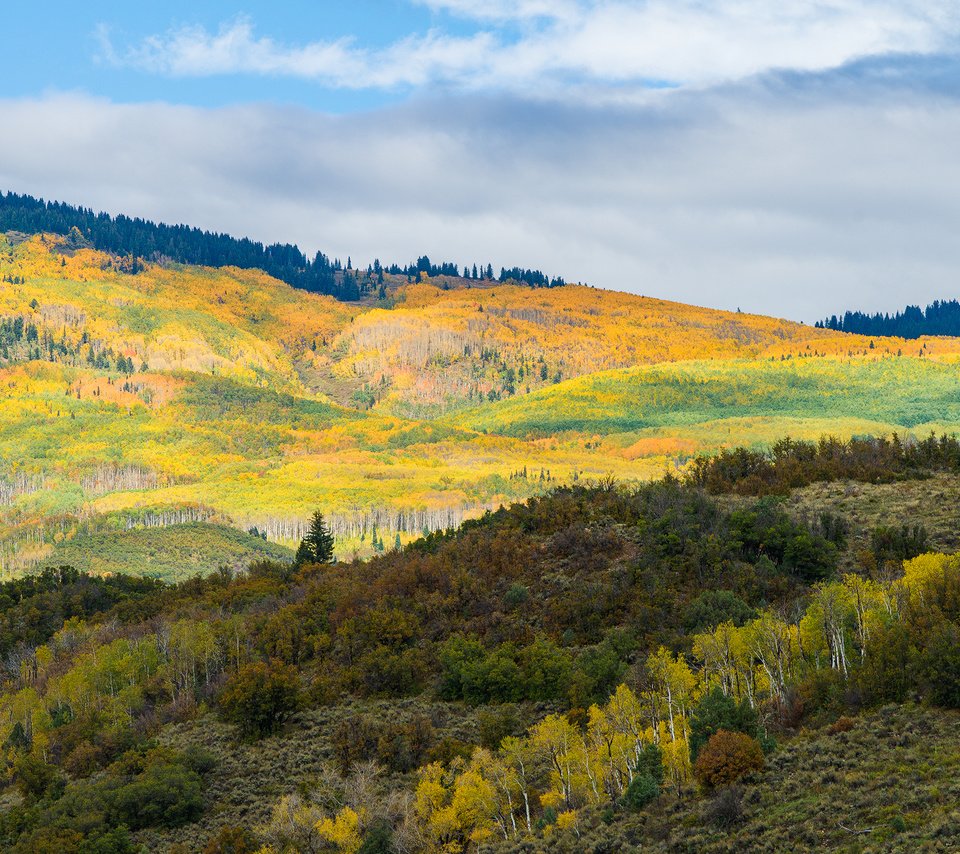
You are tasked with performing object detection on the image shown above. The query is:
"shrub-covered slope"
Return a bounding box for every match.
[1,472,960,851]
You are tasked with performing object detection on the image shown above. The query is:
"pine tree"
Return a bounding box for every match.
[295,511,335,566]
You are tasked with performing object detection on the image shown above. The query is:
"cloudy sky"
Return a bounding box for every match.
[3,1,960,320]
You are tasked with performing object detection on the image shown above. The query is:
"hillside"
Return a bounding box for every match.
[328,282,868,416]
[451,356,960,442]
[5,230,960,579]
[1,470,960,852]
[489,703,960,853]
[0,232,351,390]
[3,223,960,848]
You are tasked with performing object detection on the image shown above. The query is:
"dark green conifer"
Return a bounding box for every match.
[295,511,335,566]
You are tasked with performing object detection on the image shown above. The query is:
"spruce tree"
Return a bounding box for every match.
[295,511,335,566]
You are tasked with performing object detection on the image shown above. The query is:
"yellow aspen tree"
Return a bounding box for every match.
[315,806,364,854]
[529,714,579,809]
[748,612,797,700]
[586,702,627,799]
[555,809,580,838]
[499,736,535,834]
[414,762,461,853]
[842,573,885,661]
[483,748,523,840]
[603,684,651,786]
[660,735,692,795]
[807,584,853,677]
[452,749,512,844]
[899,553,955,607]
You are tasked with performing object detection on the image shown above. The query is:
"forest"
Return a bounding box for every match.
[0,444,959,852]
[818,299,960,338]
[0,193,560,301]
[3,220,960,850]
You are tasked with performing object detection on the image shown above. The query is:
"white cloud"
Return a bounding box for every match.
[96,17,497,89]
[413,0,579,21]
[98,2,960,91]
[2,76,959,321]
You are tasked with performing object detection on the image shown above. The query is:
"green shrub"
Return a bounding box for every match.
[623,773,660,811]
[77,826,138,854]
[477,705,520,751]
[14,755,65,804]
[689,688,761,760]
[635,742,665,786]
[109,762,204,829]
[218,659,302,738]
[684,590,757,632]
[359,820,396,854]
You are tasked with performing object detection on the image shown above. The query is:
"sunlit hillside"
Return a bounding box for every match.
[450,355,960,449]
[0,232,351,392]
[0,360,662,578]
[5,231,960,579]
[331,281,920,415]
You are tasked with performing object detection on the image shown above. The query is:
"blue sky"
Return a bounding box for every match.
[2,2,960,319]
[5,2,471,111]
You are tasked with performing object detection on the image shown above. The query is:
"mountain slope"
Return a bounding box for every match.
[0,232,350,392]
[328,281,921,416]
[5,228,960,577]
[449,355,960,444]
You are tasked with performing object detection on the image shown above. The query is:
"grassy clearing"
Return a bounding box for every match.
[785,473,960,570]
[37,523,292,581]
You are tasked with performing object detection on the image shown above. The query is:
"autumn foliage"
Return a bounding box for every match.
[693,730,765,789]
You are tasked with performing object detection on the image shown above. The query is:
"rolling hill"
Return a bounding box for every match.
[4,228,960,578]
[6,220,960,853]
[450,355,960,440]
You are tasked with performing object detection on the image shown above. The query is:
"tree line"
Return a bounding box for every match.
[0,192,565,301]
[817,299,960,339]
[687,433,960,495]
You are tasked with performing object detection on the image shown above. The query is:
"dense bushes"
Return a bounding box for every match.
[3,474,949,851]
[203,825,259,854]
[0,565,162,658]
[689,689,765,761]
[870,524,929,566]
[0,748,209,851]
[624,744,665,811]
[689,433,960,495]
[728,500,838,581]
[109,761,204,829]
[684,590,757,632]
[218,660,303,738]
[332,714,435,774]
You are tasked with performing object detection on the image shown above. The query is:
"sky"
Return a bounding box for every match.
[2,2,960,320]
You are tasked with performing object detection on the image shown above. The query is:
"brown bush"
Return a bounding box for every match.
[693,730,765,789]
[826,715,855,735]
[63,741,103,778]
[704,785,745,829]
[203,825,259,854]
